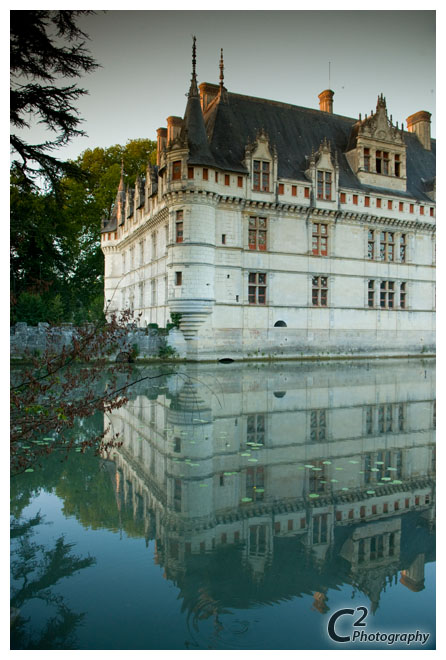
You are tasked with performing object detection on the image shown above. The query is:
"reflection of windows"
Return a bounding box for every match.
[253,160,270,192]
[247,414,265,445]
[310,410,326,442]
[174,478,182,512]
[312,223,328,256]
[174,437,181,453]
[312,514,328,544]
[246,466,265,501]
[248,217,267,251]
[364,449,403,483]
[312,276,328,306]
[309,462,328,493]
[400,234,406,262]
[249,524,267,555]
[248,272,267,304]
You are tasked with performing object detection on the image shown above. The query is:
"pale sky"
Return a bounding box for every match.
[16,9,436,162]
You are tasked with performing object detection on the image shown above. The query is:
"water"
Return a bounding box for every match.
[10,359,436,650]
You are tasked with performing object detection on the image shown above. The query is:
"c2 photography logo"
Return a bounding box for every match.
[327,606,430,647]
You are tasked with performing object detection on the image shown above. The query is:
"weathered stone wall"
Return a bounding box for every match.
[10,322,174,360]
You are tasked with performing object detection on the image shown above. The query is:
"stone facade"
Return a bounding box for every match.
[102,41,435,361]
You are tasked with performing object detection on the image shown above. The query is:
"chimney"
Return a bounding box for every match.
[406,111,431,150]
[156,127,167,166]
[166,116,183,145]
[318,89,334,114]
[199,82,219,112]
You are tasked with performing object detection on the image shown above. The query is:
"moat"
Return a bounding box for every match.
[10,358,435,650]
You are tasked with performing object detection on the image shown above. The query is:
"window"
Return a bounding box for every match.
[292,185,297,196]
[410,204,414,214]
[312,514,328,544]
[379,231,394,261]
[395,154,401,177]
[353,194,358,205]
[172,160,181,180]
[365,196,370,207]
[399,201,404,212]
[383,152,389,175]
[340,192,346,203]
[376,151,382,174]
[388,200,393,210]
[175,210,183,243]
[151,279,157,306]
[278,183,284,194]
[310,410,326,442]
[400,234,406,262]
[312,223,328,256]
[368,280,375,307]
[367,230,375,259]
[430,207,434,217]
[400,282,406,308]
[317,170,332,200]
[203,167,208,180]
[215,171,218,182]
[248,272,267,304]
[238,176,243,188]
[364,147,370,171]
[253,160,270,192]
[248,216,267,251]
[151,231,157,260]
[377,198,382,208]
[420,206,424,215]
[380,281,395,308]
[312,276,328,306]
[188,166,194,179]
[304,187,310,198]
[224,174,230,186]
[175,271,182,286]
[221,234,226,244]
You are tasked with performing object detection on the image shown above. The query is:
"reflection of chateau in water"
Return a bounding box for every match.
[104,360,435,617]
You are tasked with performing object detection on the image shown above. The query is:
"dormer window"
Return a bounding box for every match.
[395,154,401,177]
[317,171,332,200]
[253,160,270,192]
[376,151,382,174]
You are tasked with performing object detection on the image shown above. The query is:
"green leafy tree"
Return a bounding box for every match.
[10,10,98,187]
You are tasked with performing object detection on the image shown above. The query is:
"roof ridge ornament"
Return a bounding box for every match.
[219,48,224,89]
[188,35,199,98]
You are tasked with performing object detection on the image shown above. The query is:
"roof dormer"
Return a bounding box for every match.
[305,138,339,203]
[345,94,407,192]
[244,129,278,195]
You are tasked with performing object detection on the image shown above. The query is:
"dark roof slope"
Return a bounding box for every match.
[204,91,436,201]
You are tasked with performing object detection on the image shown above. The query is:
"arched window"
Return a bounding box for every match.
[274,320,287,327]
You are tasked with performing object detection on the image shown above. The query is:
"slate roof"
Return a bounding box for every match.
[203,91,436,202]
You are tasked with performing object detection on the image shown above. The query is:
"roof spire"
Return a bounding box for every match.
[219,48,224,89]
[188,35,198,98]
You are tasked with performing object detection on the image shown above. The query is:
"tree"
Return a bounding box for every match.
[10,139,157,324]
[10,10,98,187]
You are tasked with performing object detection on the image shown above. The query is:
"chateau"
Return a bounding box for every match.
[101,40,436,360]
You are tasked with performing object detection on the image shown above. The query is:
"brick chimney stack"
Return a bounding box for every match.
[318,89,334,113]
[166,116,183,145]
[199,82,219,112]
[406,111,431,150]
[156,127,167,166]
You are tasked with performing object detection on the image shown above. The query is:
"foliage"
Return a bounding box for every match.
[10,311,135,475]
[158,343,178,359]
[10,139,157,324]
[10,10,98,187]
[169,313,182,329]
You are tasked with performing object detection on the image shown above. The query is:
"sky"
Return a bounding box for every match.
[14,8,436,163]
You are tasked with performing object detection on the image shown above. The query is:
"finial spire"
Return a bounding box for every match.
[188,35,199,98]
[219,48,224,88]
